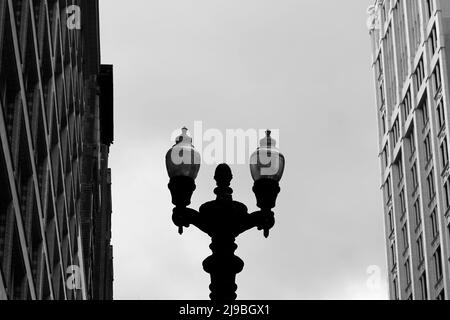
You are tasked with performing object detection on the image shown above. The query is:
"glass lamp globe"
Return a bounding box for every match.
[165,127,201,179]
[249,130,285,182]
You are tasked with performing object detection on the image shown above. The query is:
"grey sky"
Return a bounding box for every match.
[99,0,387,299]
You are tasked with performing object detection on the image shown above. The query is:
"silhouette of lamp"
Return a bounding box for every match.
[165,128,285,300]
[165,127,201,234]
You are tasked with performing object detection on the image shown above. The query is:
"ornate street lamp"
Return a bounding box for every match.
[165,127,201,234]
[165,128,285,300]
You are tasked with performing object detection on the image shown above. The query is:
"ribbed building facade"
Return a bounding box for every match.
[0,0,113,300]
[368,0,450,300]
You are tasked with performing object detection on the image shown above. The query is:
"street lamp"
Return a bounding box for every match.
[165,128,285,300]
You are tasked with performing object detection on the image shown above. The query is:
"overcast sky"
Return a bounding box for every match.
[99,0,388,299]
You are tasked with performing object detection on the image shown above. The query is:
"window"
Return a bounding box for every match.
[414,198,421,228]
[400,189,406,215]
[405,259,411,286]
[440,137,449,169]
[403,90,412,117]
[381,3,387,25]
[392,117,400,146]
[397,160,404,182]
[419,273,428,300]
[412,163,418,191]
[402,224,409,249]
[415,57,425,90]
[377,55,384,77]
[382,147,389,168]
[433,247,443,282]
[424,134,432,162]
[421,98,429,127]
[427,169,435,200]
[379,82,385,107]
[444,180,450,210]
[429,24,438,56]
[390,241,397,266]
[381,113,387,134]
[386,175,392,202]
[417,235,424,264]
[437,100,445,130]
[425,0,434,21]
[448,224,450,246]
[431,208,439,240]
[393,277,399,300]
[388,210,394,234]
[409,135,416,155]
[433,62,442,93]
[448,223,450,249]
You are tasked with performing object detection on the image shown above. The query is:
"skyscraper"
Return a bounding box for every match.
[368,0,450,300]
[0,0,113,299]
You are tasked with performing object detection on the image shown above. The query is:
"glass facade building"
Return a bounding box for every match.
[0,0,113,300]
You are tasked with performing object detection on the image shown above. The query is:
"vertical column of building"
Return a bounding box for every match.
[390,0,407,301]
[369,0,400,300]
[407,0,432,302]
[369,0,394,299]
[78,75,97,299]
[430,0,450,300]
[92,64,113,300]
[0,0,10,301]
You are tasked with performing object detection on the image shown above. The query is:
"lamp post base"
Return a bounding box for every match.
[202,236,244,301]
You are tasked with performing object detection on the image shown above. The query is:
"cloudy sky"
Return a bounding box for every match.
[99,0,388,299]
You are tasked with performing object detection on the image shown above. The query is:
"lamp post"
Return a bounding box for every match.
[165,127,285,301]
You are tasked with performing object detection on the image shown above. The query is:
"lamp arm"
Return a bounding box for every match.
[237,210,275,237]
[172,207,198,234]
[172,207,211,234]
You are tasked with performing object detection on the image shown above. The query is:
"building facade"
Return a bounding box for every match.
[368,0,450,300]
[0,0,113,299]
